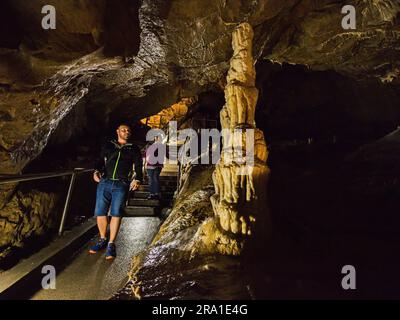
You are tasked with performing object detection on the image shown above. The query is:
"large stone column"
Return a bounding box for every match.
[198,22,270,255]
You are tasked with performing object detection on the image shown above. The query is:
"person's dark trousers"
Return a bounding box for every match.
[146,167,162,196]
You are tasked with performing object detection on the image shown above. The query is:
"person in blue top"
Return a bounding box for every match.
[89,123,143,260]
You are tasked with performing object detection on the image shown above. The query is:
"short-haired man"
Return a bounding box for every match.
[89,123,142,259]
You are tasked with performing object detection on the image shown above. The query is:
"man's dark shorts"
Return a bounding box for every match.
[94,178,129,217]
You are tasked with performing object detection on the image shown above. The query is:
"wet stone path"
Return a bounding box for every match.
[31,217,161,300]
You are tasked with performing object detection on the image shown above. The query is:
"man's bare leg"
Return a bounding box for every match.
[109,217,122,243]
[97,216,108,238]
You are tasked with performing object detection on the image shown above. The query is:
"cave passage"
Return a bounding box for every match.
[0,100,222,299]
[30,217,160,300]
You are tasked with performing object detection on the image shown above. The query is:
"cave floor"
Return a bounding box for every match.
[30,217,161,300]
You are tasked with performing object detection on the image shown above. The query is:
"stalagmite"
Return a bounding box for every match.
[198,22,270,255]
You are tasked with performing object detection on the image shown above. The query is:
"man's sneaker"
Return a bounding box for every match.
[105,243,117,260]
[89,237,108,254]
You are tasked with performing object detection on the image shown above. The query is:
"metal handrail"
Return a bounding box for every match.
[0,168,91,184]
[0,168,94,236]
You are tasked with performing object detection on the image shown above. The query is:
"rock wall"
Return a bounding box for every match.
[2,0,399,181]
[0,188,57,266]
[116,164,250,300]
[0,0,399,180]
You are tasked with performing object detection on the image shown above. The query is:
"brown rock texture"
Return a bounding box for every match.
[140,97,197,129]
[0,188,57,263]
[260,0,400,82]
[1,0,399,180]
[0,0,399,182]
[114,165,250,300]
[196,23,270,255]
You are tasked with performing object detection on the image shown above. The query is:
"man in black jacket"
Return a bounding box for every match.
[89,123,143,260]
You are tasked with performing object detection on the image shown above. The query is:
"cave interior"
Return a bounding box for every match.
[1,0,400,299]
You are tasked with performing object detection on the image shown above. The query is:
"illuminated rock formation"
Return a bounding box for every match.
[140,97,196,129]
[197,22,270,255]
[0,189,57,262]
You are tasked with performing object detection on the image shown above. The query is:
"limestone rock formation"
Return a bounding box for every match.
[140,97,197,129]
[0,188,57,264]
[197,23,270,255]
[1,0,399,183]
[114,164,250,300]
[0,0,399,181]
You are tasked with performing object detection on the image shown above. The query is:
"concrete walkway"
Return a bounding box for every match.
[31,217,161,300]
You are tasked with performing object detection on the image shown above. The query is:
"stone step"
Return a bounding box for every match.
[161,168,178,175]
[144,166,178,179]
[162,164,179,170]
[128,198,160,207]
[161,181,177,187]
[162,162,179,167]
[128,198,173,207]
[138,185,176,192]
[142,179,177,186]
[158,175,178,181]
[123,206,157,217]
[159,172,178,177]
[145,179,177,185]
[141,179,177,185]
[130,191,174,199]
[162,161,179,165]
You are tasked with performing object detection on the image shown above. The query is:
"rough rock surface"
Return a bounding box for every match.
[140,97,196,129]
[1,0,399,178]
[114,165,250,299]
[0,187,57,265]
[198,23,270,255]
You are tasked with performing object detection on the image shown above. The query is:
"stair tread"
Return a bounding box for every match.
[130,191,174,199]
[138,186,176,192]
[128,199,173,206]
[124,206,157,217]
[128,199,160,206]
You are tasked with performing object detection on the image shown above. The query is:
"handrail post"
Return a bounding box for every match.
[58,169,78,236]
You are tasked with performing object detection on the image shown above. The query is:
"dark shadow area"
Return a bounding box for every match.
[255,60,400,141]
[103,0,141,58]
[0,1,22,49]
[260,137,400,298]
[237,62,400,299]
